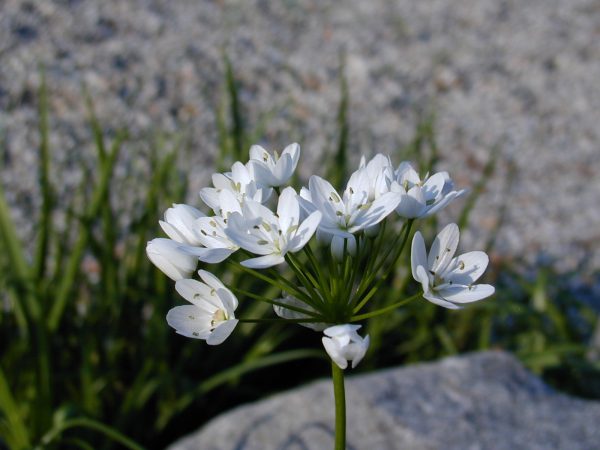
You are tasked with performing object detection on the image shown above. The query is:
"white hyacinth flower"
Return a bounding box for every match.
[273,293,328,331]
[299,173,401,258]
[392,162,466,218]
[248,143,301,187]
[411,223,495,309]
[225,187,322,269]
[322,324,370,370]
[199,161,272,212]
[146,238,198,281]
[166,270,239,345]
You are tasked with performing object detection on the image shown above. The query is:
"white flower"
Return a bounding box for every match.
[411,223,495,309]
[391,162,466,218]
[159,204,205,246]
[248,143,301,187]
[322,324,370,370]
[273,293,328,331]
[146,238,198,281]
[199,161,272,212]
[166,270,239,345]
[225,187,322,268]
[358,153,394,200]
[299,174,401,258]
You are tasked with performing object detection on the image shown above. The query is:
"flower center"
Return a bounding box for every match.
[211,309,228,327]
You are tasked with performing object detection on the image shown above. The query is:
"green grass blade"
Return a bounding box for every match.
[0,365,31,449]
[224,53,245,162]
[39,417,146,450]
[47,130,126,331]
[33,70,54,282]
[457,150,497,230]
[157,349,325,430]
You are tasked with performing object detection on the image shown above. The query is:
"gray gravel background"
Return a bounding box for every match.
[1,0,599,271]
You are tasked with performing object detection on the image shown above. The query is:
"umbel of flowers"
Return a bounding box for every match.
[146,143,494,449]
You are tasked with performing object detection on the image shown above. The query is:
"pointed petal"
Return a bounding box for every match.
[175,279,214,306]
[411,232,428,281]
[438,284,495,303]
[277,187,300,234]
[177,246,234,263]
[415,265,432,294]
[241,253,285,269]
[289,211,321,252]
[322,337,348,369]
[428,223,459,273]
[249,144,270,162]
[445,251,489,285]
[423,292,461,309]
[273,153,294,185]
[207,319,238,345]
[166,305,212,339]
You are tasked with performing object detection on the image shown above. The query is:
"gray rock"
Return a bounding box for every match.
[168,351,600,450]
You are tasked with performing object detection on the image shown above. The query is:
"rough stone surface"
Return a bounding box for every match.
[1,0,600,270]
[168,351,600,450]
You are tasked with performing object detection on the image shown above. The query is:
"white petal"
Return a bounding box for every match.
[241,253,285,269]
[216,288,239,313]
[273,153,294,185]
[322,337,348,369]
[159,220,187,243]
[199,187,221,212]
[423,291,461,309]
[166,305,212,339]
[175,279,214,306]
[428,223,459,273]
[323,324,362,338]
[249,144,270,162]
[277,187,300,235]
[437,284,495,303]
[350,335,369,369]
[282,142,300,168]
[415,265,432,294]
[349,191,401,231]
[395,189,426,218]
[247,160,277,187]
[207,319,239,345]
[146,238,197,280]
[177,245,234,264]
[445,251,489,285]
[197,270,226,291]
[289,211,321,252]
[411,232,428,281]
[422,172,445,201]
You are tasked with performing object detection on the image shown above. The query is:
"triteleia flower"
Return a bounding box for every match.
[299,173,401,258]
[146,238,199,281]
[391,162,466,218]
[411,223,494,309]
[166,270,239,345]
[248,143,301,187]
[322,324,370,370]
[225,187,322,268]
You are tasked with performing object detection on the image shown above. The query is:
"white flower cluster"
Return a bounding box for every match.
[147,143,493,369]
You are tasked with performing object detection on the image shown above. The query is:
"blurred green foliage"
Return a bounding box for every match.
[0,62,598,449]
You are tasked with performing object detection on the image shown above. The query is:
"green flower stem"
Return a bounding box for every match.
[229,287,324,319]
[331,361,346,450]
[350,292,421,321]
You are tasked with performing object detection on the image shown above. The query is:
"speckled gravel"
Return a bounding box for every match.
[1,0,599,272]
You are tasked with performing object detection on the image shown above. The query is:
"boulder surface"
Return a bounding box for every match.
[169,351,600,450]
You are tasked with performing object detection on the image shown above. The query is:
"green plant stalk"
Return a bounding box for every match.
[48,131,124,331]
[331,361,346,450]
[0,365,30,449]
[38,417,145,450]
